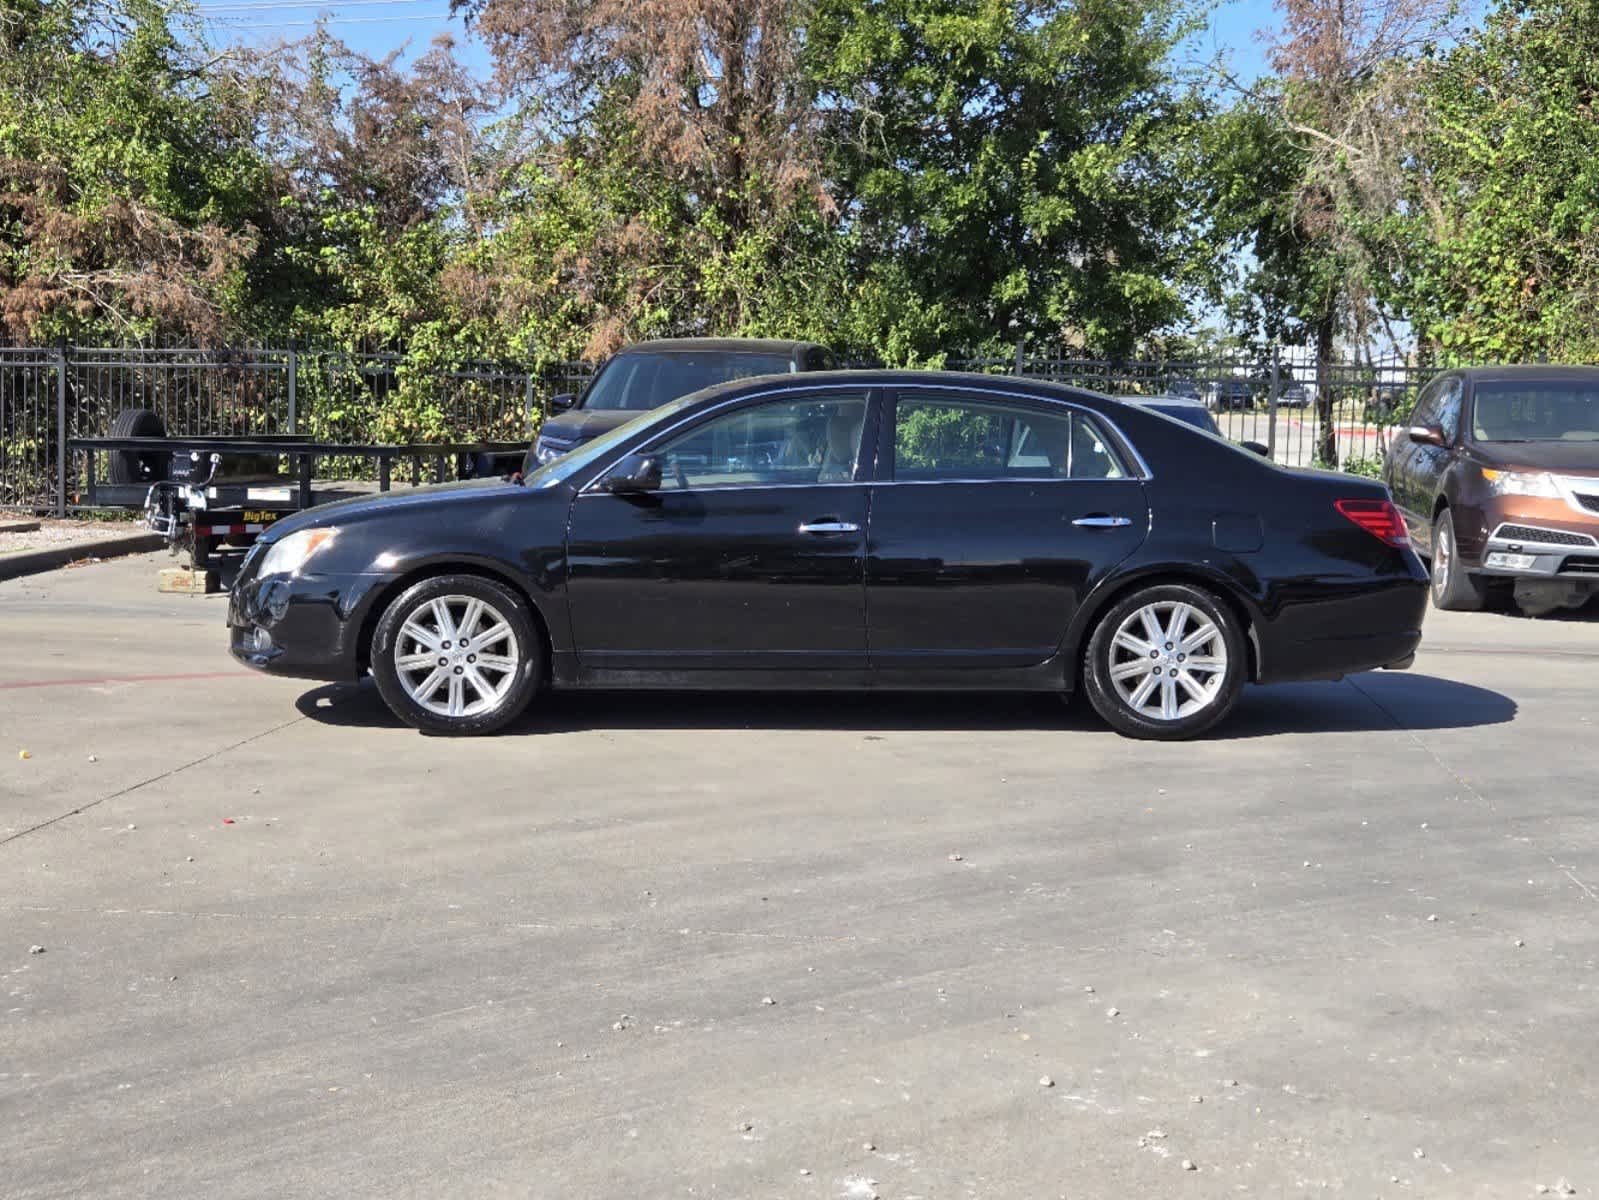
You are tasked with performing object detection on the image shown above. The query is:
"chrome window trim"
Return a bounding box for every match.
[575,377,1152,496]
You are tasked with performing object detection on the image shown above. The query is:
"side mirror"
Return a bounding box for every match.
[603,453,662,494]
[1408,424,1446,447]
[550,392,577,413]
[1241,440,1270,458]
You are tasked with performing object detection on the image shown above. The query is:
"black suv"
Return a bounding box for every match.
[528,338,836,469]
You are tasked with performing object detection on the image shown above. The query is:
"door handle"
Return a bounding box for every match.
[1071,515,1133,528]
[798,520,860,535]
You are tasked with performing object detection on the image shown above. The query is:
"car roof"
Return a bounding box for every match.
[1449,365,1599,384]
[615,338,826,357]
[674,368,1127,411]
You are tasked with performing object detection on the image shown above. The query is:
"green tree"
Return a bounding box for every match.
[1385,0,1599,361]
[806,0,1213,360]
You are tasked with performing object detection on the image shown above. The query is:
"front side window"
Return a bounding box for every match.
[1431,378,1465,442]
[892,394,1128,481]
[1472,381,1599,443]
[1408,377,1444,428]
[647,393,870,490]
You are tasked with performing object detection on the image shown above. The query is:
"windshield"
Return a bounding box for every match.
[582,350,796,412]
[1473,381,1599,442]
[523,396,700,489]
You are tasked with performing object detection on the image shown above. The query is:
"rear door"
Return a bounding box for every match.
[865,387,1149,670]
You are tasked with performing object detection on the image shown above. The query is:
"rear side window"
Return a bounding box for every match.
[892,394,1128,481]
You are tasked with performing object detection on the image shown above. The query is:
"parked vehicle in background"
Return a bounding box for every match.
[1278,383,1311,408]
[527,338,835,469]
[1204,378,1257,412]
[1163,379,1203,402]
[1384,365,1599,613]
[1120,395,1271,459]
[230,370,1426,741]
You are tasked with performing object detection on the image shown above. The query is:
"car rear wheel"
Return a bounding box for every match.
[1082,583,1247,741]
[1430,509,1486,611]
[371,575,542,735]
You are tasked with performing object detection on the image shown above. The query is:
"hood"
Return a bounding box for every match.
[1469,440,1599,475]
[260,478,519,542]
[539,409,636,443]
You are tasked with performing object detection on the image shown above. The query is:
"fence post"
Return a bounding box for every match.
[1267,347,1281,462]
[525,369,537,433]
[1014,338,1026,376]
[286,339,298,434]
[54,342,68,517]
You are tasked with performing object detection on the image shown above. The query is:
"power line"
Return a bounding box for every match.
[205,10,453,27]
[196,0,438,12]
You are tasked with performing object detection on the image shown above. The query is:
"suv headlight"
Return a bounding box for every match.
[258,527,338,577]
[1481,469,1561,498]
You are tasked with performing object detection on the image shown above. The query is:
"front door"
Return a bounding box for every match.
[866,388,1149,669]
[565,389,876,671]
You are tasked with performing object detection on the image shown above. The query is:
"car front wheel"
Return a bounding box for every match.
[1082,583,1247,740]
[371,575,542,735]
[1429,509,1486,611]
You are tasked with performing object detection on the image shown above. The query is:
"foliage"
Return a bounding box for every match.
[807,0,1213,360]
[0,0,269,341]
[1383,0,1599,362]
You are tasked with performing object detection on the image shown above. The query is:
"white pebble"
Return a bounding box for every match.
[1106,1007,1120,1017]
[1181,1159,1197,1171]
[863,1141,875,1151]
[1426,914,1438,922]
[87,755,97,763]
[947,853,963,861]
[761,996,776,1006]
[28,944,45,955]
[1038,1076,1054,1088]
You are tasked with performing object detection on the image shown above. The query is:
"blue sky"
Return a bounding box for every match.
[199,0,1281,86]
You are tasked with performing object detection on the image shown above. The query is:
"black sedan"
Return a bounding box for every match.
[229,372,1428,740]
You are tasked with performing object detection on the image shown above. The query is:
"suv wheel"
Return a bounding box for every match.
[1082,583,1247,740]
[371,575,542,735]
[1430,509,1486,612]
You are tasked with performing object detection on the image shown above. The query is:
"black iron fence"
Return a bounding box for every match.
[1,342,1430,512]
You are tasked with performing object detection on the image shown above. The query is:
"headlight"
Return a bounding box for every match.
[534,439,567,464]
[1480,469,1561,498]
[258,527,338,577]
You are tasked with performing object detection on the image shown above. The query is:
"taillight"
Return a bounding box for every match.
[1335,498,1410,547]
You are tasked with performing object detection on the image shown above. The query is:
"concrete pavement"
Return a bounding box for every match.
[3,552,1597,1198]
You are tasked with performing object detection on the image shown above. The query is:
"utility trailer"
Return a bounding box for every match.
[70,414,527,583]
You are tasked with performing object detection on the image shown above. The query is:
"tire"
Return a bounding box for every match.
[107,408,168,485]
[370,575,543,735]
[1081,583,1248,741]
[1429,509,1486,612]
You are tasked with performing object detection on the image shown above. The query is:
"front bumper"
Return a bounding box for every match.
[228,565,395,681]
[1476,521,1599,581]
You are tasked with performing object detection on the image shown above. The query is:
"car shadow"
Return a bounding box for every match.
[295,671,1515,739]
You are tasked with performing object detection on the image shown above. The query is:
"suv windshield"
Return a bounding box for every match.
[1473,381,1599,442]
[582,351,796,412]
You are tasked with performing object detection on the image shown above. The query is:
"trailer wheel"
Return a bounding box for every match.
[107,408,169,485]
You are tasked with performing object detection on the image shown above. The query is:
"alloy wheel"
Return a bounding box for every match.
[1106,600,1229,722]
[1432,521,1452,602]
[394,594,521,718]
